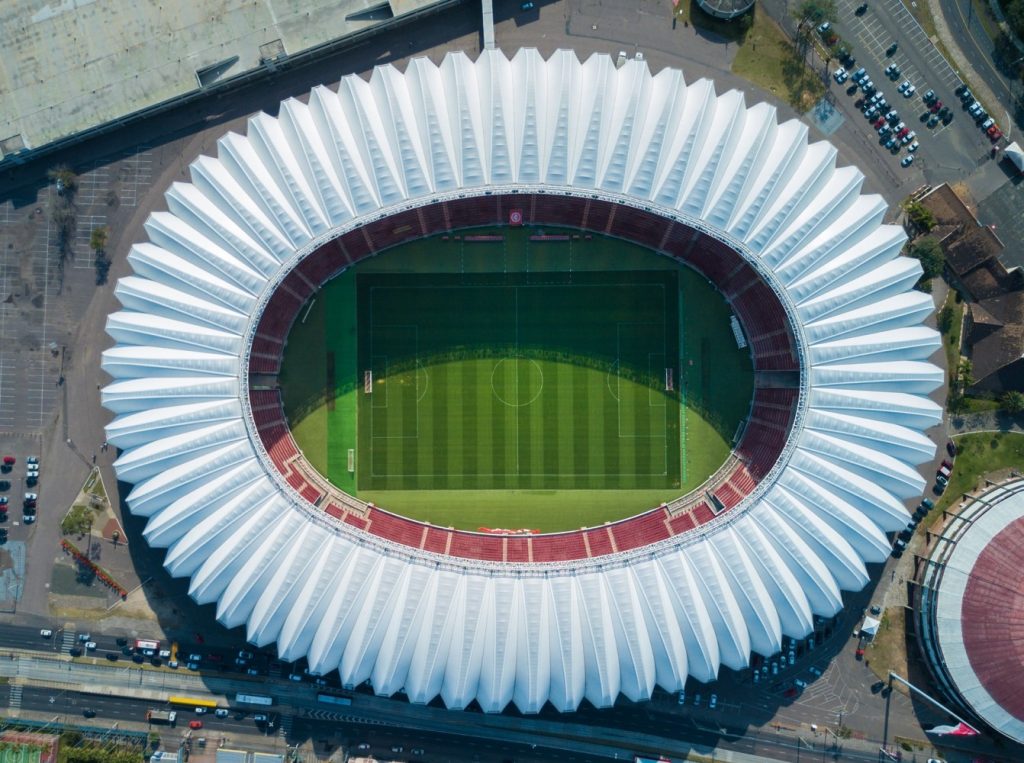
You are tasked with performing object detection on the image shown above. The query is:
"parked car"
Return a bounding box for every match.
[817,21,831,34]
[903,84,916,97]
[922,89,935,103]
[907,141,919,152]
[980,117,995,130]
[189,720,203,730]
[930,100,943,113]
[886,42,899,55]
[215,708,229,718]
[901,155,915,167]
[989,128,1003,142]
[901,130,916,144]
[833,66,847,82]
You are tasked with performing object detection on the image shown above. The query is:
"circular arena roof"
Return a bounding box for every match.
[102,48,942,713]
[920,479,1024,744]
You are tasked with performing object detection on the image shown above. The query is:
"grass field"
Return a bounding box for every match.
[280,228,753,531]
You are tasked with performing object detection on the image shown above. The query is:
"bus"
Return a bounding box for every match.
[235,693,274,707]
[316,693,352,706]
[168,696,218,709]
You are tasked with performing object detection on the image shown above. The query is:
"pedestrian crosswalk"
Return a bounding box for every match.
[9,684,22,710]
[279,713,293,738]
[60,624,76,654]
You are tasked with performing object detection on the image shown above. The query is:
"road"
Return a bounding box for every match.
[939,0,1022,123]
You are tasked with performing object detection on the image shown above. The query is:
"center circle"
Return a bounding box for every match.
[490,358,544,407]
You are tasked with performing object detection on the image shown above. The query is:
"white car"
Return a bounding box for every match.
[904,84,916,97]
[194,707,207,714]
[907,141,919,153]
[23,515,35,524]
[709,694,718,709]
[24,492,37,501]
[833,66,847,82]
[40,629,53,638]
[817,21,831,33]
[795,678,808,688]
[85,642,97,651]
[809,666,823,676]
[26,456,38,465]
[901,155,915,167]
[215,708,229,718]
[897,80,910,93]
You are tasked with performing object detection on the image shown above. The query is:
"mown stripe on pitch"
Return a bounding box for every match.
[541,361,560,489]
[556,361,575,488]
[573,362,590,488]
[446,359,465,490]
[432,362,448,490]
[462,359,479,485]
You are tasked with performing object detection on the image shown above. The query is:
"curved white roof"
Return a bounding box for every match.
[102,48,942,713]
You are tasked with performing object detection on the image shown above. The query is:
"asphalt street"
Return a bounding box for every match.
[939,0,1023,120]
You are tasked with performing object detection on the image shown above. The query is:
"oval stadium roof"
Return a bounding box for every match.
[102,47,942,713]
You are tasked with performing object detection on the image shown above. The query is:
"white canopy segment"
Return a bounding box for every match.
[102,48,942,714]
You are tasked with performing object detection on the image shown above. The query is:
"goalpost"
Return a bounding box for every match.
[364,370,373,393]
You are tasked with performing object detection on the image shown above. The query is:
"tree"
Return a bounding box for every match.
[904,200,937,231]
[938,305,955,334]
[1003,390,1024,414]
[48,165,78,196]
[908,237,944,280]
[89,226,108,254]
[793,0,836,23]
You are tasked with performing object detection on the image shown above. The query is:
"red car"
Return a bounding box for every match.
[189,720,203,729]
[989,128,1003,142]
[929,100,943,113]
[897,127,909,139]
[873,117,886,128]
[1,456,13,466]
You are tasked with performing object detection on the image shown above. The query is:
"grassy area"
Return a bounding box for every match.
[358,489,681,532]
[82,467,107,503]
[937,432,1024,513]
[959,396,1001,412]
[283,228,754,531]
[867,606,909,686]
[732,12,825,111]
[939,290,964,385]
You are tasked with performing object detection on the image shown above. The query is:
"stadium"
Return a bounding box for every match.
[917,478,1024,744]
[101,48,943,713]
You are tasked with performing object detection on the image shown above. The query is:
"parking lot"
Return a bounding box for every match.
[823,0,1003,184]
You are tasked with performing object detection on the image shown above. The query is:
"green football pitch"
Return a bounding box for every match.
[278,228,753,532]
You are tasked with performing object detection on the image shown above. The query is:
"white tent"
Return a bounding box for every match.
[861,616,882,638]
[1005,141,1024,173]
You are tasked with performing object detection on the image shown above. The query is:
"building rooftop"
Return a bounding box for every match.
[0,0,444,163]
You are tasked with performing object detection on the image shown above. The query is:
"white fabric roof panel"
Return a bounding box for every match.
[101,48,941,715]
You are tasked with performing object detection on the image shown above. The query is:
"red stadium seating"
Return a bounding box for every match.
[585,527,614,557]
[612,509,672,551]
